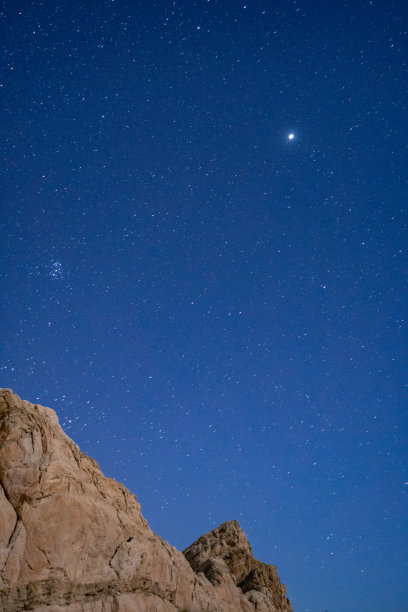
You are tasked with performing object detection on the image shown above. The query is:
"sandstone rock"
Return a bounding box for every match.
[184,521,292,612]
[0,389,292,611]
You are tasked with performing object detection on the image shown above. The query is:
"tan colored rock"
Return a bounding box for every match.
[184,521,292,612]
[184,520,257,583]
[0,388,293,611]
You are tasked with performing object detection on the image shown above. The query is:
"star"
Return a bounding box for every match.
[288,133,295,140]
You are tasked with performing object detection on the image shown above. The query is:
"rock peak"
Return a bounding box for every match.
[0,388,292,611]
[184,520,292,611]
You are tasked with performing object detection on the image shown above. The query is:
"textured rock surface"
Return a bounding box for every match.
[0,389,292,611]
[184,521,292,612]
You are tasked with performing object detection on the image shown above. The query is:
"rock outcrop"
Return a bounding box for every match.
[184,522,292,612]
[0,388,292,612]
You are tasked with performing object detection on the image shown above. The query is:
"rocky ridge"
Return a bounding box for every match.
[0,388,292,611]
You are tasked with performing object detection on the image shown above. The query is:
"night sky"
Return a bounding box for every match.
[2,1,408,610]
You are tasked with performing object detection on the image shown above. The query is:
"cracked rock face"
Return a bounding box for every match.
[184,522,292,612]
[0,389,292,611]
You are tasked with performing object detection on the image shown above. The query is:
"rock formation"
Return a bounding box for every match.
[184,522,291,612]
[0,388,292,612]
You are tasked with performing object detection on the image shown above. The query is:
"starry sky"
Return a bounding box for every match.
[2,1,408,610]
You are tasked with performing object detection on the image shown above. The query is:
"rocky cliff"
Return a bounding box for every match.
[0,389,292,612]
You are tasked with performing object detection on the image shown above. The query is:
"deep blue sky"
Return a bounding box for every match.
[2,1,408,610]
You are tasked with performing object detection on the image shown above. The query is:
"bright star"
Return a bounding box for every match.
[288,133,295,140]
